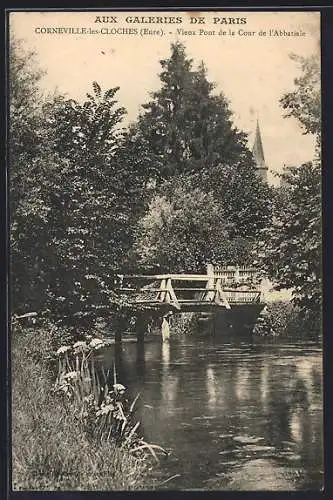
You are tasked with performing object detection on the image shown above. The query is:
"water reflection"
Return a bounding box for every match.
[101,338,323,490]
[161,341,171,367]
[235,365,250,401]
[206,366,217,410]
[260,361,269,411]
[136,341,145,377]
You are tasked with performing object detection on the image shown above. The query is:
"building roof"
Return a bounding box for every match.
[252,120,266,169]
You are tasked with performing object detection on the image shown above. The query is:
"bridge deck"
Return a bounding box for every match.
[116,268,265,341]
[117,270,264,313]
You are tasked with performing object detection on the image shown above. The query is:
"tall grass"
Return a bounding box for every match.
[12,324,162,490]
[53,338,166,460]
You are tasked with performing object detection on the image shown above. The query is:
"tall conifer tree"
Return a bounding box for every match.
[128,42,254,183]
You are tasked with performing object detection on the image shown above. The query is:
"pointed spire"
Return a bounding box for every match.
[252,120,268,182]
[252,120,265,167]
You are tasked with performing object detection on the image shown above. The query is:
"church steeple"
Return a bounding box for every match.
[252,120,268,183]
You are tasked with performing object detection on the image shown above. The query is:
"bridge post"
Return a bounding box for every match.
[115,314,126,343]
[205,264,215,302]
[206,263,214,275]
[114,340,123,375]
[136,339,145,376]
[136,313,147,344]
[115,329,122,343]
[161,314,171,342]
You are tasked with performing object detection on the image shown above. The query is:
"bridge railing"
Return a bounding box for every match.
[224,290,261,303]
[116,273,263,310]
[213,265,260,285]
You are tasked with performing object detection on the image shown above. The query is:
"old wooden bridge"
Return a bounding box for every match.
[116,266,266,340]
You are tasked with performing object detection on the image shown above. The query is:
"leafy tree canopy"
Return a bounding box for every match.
[260,163,321,314]
[280,53,320,139]
[132,184,252,274]
[130,42,274,274]
[261,52,321,319]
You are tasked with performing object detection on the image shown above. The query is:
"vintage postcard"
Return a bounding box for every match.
[9,10,322,491]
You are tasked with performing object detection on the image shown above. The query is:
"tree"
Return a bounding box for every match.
[128,42,273,272]
[261,53,321,319]
[9,37,46,163]
[9,37,56,312]
[280,53,320,140]
[9,37,148,327]
[40,85,138,328]
[261,163,321,314]
[44,82,125,163]
[191,163,274,239]
[127,42,254,184]
[132,184,252,274]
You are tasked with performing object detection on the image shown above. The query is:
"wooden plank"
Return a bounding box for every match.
[204,274,215,302]
[119,269,259,280]
[173,287,216,292]
[119,274,219,281]
[176,300,220,304]
[134,298,261,305]
[140,287,168,292]
[118,286,260,293]
[166,279,181,310]
[115,287,138,292]
[157,278,167,302]
[128,298,167,304]
[164,279,171,304]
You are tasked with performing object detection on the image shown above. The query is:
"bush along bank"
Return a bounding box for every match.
[167,312,198,336]
[253,300,321,339]
[12,323,166,491]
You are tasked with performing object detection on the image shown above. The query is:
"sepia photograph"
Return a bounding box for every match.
[8,9,322,491]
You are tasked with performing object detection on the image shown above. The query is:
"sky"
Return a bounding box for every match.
[10,10,320,185]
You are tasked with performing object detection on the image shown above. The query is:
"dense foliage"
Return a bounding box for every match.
[280,53,321,139]
[10,38,320,330]
[12,324,156,490]
[260,163,321,314]
[10,37,56,312]
[131,43,273,272]
[126,42,255,183]
[10,41,145,327]
[40,86,131,327]
[261,52,321,318]
[133,184,251,273]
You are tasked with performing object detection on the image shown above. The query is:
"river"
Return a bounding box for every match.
[101,335,323,491]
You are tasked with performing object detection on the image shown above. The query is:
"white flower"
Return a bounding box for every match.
[96,403,115,416]
[55,345,71,356]
[64,371,79,381]
[73,341,88,353]
[89,338,105,349]
[113,383,126,394]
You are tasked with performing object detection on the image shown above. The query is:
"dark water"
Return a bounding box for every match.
[101,336,323,491]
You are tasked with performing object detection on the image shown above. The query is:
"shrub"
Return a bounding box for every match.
[253,300,321,338]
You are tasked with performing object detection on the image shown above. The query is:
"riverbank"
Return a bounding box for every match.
[11,325,156,491]
[157,299,321,340]
[253,300,321,339]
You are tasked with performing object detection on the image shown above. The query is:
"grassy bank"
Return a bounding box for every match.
[11,325,157,491]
